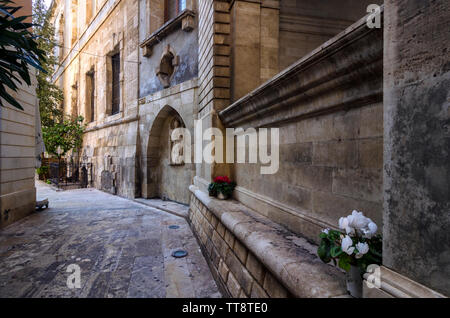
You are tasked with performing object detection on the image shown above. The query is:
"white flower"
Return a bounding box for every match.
[368,222,377,234]
[322,228,330,234]
[347,210,370,229]
[339,217,355,235]
[339,217,348,229]
[341,235,355,255]
[355,242,369,259]
[362,221,378,238]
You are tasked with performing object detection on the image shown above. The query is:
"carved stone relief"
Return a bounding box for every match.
[156,45,179,88]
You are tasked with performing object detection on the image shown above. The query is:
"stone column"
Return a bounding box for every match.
[375,0,449,297]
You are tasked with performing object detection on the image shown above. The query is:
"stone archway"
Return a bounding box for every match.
[145,105,192,204]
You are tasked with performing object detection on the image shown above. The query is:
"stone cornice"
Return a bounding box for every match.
[84,115,138,133]
[219,9,384,128]
[139,9,196,55]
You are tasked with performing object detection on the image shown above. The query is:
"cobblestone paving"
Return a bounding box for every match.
[0,182,221,298]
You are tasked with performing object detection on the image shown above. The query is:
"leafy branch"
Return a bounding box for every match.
[0,0,45,110]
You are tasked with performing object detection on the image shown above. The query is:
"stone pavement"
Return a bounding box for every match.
[0,181,221,298]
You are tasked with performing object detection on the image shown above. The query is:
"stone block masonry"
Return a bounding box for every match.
[219,12,384,244]
[188,185,349,298]
[0,69,37,228]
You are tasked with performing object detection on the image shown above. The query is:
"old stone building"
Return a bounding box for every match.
[50,0,449,298]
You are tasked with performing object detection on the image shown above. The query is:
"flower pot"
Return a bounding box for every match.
[346,265,363,298]
[217,191,228,200]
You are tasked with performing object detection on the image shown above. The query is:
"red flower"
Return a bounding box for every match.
[214,176,231,184]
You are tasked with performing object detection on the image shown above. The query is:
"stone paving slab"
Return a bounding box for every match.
[133,198,189,219]
[0,181,221,298]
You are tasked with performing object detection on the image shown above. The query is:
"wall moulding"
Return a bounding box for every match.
[219,11,383,128]
[363,266,447,298]
[140,9,196,58]
[194,176,337,244]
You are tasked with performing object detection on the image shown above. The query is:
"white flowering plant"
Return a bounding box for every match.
[317,210,382,273]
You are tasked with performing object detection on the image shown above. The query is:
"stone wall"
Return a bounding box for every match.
[220,14,383,243]
[51,0,141,198]
[82,119,138,197]
[138,79,199,204]
[382,0,450,296]
[0,70,37,228]
[138,0,199,97]
[279,0,382,70]
[189,194,290,297]
[195,0,232,184]
[52,0,202,201]
[188,185,348,298]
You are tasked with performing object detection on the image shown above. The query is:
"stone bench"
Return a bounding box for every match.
[188,185,348,298]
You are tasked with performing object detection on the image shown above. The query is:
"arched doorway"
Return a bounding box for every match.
[145,105,193,204]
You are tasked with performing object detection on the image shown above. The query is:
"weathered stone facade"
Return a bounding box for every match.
[375,0,450,297]
[51,0,198,202]
[51,0,449,297]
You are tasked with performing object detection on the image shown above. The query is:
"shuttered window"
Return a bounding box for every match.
[89,72,95,122]
[111,53,120,115]
[86,70,95,122]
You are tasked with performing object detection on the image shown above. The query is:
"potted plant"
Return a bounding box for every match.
[317,210,382,298]
[208,176,236,200]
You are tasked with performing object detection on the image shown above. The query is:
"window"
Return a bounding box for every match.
[71,0,78,45]
[57,14,64,62]
[179,0,186,12]
[111,53,120,115]
[86,69,95,122]
[165,0,186,22]
[86,0,95,24]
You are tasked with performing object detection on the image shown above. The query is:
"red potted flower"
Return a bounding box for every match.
[208,176,236,200]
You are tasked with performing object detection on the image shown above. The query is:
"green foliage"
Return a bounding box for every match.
[32,0,78,159]
[36,165,49,175]
[33,0,63,127]
[317,229,382,274]
[208,179,236,198]
[42,116,86,158]
[338,254,352,272]
[46,179,51,184]
[0,0,46,110]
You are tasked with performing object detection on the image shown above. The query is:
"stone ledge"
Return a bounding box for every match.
[133,198,189,219]
[189,185,348,298]
[363,266,447,298]
[140,10,196,57]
